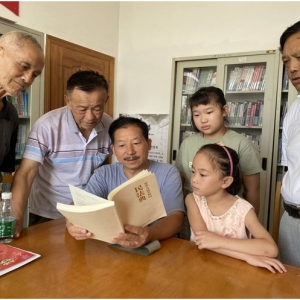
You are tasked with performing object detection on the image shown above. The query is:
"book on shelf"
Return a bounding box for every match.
[16,124,27,157]
[183,69,200,94]
[278,137,282,163]
[254,100,262,126]
[249,65,260,90]
[197,69,208,89]
[22,91,28,116]
[6,91,28,116]
[0,244,40,276]
[256,65,265,90]
[205,69,214,87]
[180,95,188,124]
[227,67,237,91]
[227,100,263,127]
[258,66,266,90]
[210,71,217,86]
[249,103,257,127]
[237,101,246,126]
[280,102,288,126]
[241,133,261,150]
[236,66,249,91]
[57,170,167,244]
[259,102,264,126]
[243,66,254,91]
[282,69,289,90]
[245,102,252,126]
[232,67,243,91]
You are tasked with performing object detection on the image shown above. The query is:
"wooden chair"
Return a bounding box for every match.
[273,181,282,244]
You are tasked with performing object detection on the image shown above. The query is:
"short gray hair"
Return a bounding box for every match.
[0,31,43,51]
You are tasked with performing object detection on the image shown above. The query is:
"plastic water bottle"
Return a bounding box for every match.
[0,192,16,243]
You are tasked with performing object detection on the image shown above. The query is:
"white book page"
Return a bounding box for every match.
[68,184,107,206]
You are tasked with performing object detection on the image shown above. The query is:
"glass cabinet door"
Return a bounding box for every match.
[171,51,281,228]
[172,59,217,161]
[217,53,279,227]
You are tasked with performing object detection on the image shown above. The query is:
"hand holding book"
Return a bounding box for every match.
[58,170,167,244]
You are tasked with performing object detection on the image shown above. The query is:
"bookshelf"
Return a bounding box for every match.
[170,50,281,229]
[0,20,45,227]
[269,61,298,239]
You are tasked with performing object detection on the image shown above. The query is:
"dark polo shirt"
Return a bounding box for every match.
[0,97,19,177]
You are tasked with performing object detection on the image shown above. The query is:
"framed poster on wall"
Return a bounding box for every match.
[120,114,169,163]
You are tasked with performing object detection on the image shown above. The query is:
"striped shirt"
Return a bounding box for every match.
[23,106,112,219]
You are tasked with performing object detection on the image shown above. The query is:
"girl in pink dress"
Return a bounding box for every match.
[186,143,286,273]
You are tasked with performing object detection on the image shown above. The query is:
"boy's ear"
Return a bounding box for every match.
[222,176,233,189]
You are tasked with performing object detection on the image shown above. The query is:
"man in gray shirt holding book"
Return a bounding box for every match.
[66,116,185,248]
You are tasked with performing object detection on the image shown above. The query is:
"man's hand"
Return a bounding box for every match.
[111,224,150,248]
[66,219,92,240]
[14,218,24,238]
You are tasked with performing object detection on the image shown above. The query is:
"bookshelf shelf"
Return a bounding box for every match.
[230,125,262,129]
[225,91,265,94]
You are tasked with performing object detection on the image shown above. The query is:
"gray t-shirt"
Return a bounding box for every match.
[175,130,262,194]
[85,160,185,215]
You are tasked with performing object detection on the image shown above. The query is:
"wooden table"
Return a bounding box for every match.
[1,218,299,298]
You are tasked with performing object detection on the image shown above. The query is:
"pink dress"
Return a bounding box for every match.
[190,194,253,242]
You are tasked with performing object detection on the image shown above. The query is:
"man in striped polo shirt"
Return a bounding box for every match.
[12,70,113,238]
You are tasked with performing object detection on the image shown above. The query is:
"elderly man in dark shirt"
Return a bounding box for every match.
[0,98,18,181]
[0,31,44,182]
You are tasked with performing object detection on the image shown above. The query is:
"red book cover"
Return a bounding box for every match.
[250,65,260,90]
[0,244,40,276]
[255,65,264,90]
[248,103,257,127]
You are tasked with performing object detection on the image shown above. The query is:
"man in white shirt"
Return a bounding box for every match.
[279,20,300,267]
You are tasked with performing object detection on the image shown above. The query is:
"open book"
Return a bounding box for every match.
[0,244,40,276]
[57,170,167,243]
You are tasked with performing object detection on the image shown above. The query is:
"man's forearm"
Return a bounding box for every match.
[11,173,32,222]
[147,212,184,242]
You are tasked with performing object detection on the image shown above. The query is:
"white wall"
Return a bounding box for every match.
[0,1,120,57]
[1,1,300,117]
[0,1,120,115]
[117,1,300,116]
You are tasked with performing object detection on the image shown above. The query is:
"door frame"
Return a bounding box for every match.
[44,35,115,116]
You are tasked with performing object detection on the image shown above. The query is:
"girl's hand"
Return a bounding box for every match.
[194,230,223,249]
[246,255,287,273]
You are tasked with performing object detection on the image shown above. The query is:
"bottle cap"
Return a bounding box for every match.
[1,192,12,200]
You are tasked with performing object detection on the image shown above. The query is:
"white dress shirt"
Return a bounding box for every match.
[281,97,300,206]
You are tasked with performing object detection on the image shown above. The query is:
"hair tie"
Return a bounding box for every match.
[221,146,233,177]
